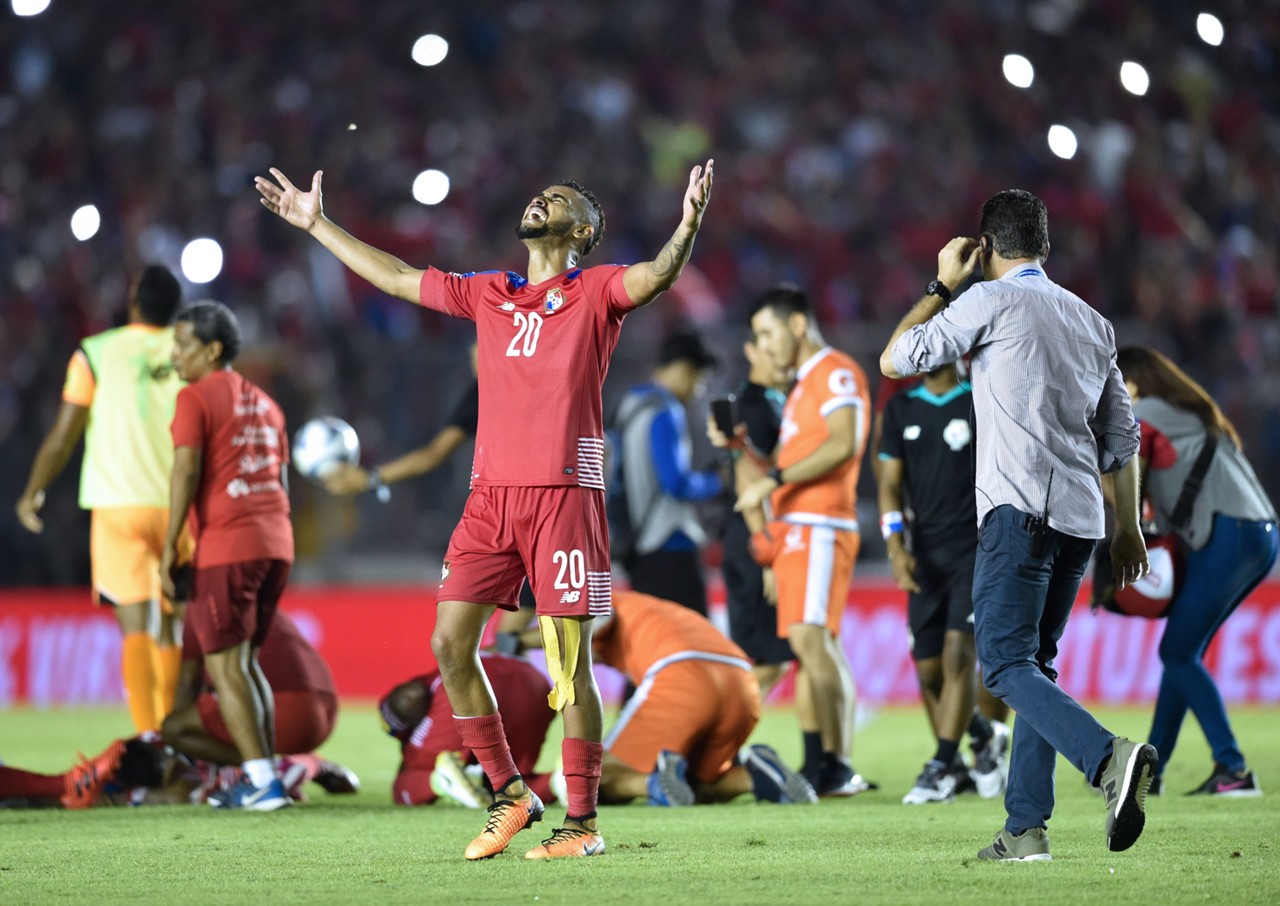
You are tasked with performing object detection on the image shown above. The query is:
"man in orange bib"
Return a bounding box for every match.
[17,266,190,735]
[736,285,873,798]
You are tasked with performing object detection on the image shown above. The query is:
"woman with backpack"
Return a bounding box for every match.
[1117,346,1277,797]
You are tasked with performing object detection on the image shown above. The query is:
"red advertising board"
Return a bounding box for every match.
[2,580,1279,707]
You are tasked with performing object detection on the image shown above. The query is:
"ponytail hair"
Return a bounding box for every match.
[1116,346,1240,449]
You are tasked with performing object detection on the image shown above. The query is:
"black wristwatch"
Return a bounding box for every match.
[768,466,784,485]
[925,279,952,302]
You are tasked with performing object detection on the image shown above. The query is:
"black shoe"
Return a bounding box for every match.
[814,756,876,798]
[1187,763,1261,797]
[949,757,978,797]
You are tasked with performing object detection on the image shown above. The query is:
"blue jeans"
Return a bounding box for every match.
[973,505,1115,835]
[1150,515,1278,775]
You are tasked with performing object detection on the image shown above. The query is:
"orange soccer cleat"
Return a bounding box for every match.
[61,739,127,810]
[524,821,606,860]
[463,786,545,860]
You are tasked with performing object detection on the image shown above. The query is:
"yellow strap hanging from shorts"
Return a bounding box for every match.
[539,615,580,711]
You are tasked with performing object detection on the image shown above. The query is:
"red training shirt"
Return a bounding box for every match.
[171,370,293,566]
[183,611,334,696]
[417,265,634,488]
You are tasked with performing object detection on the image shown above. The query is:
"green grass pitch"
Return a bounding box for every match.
[2,705,1278,905]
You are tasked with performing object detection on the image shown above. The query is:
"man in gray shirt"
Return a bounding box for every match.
[880,189,1155,861]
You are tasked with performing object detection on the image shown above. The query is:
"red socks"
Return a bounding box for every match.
[562,737,603,819]
[0,765,64,800]
[454,712,519,792]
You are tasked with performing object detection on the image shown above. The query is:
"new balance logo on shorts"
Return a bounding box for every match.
[559,591,581,604]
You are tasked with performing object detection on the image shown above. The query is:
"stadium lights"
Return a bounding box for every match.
[412,169,450,205]
[181,238,224,284]
[1197,13,1224,46]
[412,34,449,67]
[70,205,100,241]
[1002,54,1035,89]
[1120,61,1150,96]
[1047,124,1078,160]
[11,0,52,16]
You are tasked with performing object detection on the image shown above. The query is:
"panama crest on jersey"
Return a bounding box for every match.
[545,287,565,314]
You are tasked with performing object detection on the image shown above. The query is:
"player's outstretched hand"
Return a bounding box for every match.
[682,159,714,230]
[256,168,324,232]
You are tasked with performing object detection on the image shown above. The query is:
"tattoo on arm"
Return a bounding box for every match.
[650,234,689,280]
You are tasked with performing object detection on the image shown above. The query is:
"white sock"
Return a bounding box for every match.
[244,758,277,788]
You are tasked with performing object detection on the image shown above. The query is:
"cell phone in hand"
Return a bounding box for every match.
[710,394,737,437]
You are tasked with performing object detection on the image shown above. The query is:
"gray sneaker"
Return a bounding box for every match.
[977,827,1051,862]
[1100,737,1158,852]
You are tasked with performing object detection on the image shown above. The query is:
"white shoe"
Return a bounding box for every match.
[902,761,958,805]
[972,721,1010,799]
[430,751,491,808]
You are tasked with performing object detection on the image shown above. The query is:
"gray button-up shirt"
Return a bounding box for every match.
[890,263,1139,539]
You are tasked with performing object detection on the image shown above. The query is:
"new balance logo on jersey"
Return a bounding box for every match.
[559,591,581,604]
[499,301,516,311]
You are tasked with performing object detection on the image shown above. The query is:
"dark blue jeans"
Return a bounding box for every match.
[973,505,1115,835]
[1150,515,1278,775]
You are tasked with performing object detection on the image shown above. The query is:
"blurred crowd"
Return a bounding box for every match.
[3,0,1279,584]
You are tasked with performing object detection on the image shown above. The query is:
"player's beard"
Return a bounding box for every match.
[515,219,573,242]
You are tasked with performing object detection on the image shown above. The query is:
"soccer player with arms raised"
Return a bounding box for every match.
[256,160,713,859]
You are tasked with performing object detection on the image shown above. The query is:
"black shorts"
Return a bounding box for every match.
[722,517,794,666]
[907,541,976,661]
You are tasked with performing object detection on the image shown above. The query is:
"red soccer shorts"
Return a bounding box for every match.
[751,521,858,638]
[606,659,760,784]
[188,558,291,653]
[438,485,612,618]
[198,689,336,754]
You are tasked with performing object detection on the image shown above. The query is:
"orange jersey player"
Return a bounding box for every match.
[736,285,875,798]
[590,590,815,806]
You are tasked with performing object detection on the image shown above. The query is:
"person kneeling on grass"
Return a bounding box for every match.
[162,610,359,803]
[380,652,559,808]
[533,589,817,806]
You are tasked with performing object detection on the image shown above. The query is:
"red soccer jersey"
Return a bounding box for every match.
[170,370,293,567]
[182,611,334,696]
[418,265,633,488]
